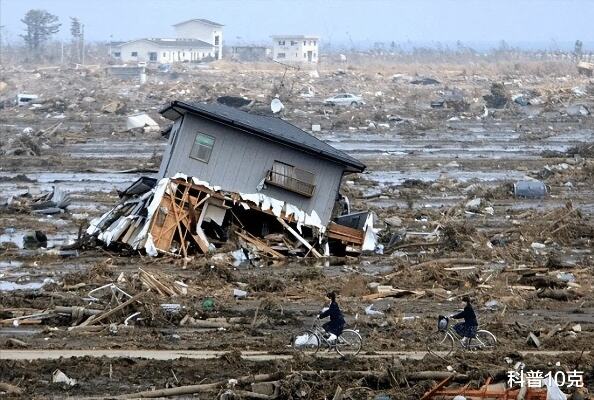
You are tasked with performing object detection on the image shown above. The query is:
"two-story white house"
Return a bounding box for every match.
[111,18,224,63]
[271,35,319,64]
[173,19,223,60]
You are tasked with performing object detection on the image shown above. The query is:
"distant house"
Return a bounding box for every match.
[159,101,365,225]
[172,19,223,60]
[271,35,319,64]
[115,39,216,63]
[111,18,223,63]
[229,45,271,62]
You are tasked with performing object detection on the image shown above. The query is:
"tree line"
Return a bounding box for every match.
[20,9,84,62]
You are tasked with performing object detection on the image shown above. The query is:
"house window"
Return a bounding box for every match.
[265,161,315,197]
[290,40,297,46]
[278,40,285,45]
[162,52,167,57]
[149,52,157,61]
[113,52,121,57]
[277,52,285,59]
[190,132,215,163]
[214,35,220,45]
[131,51,138,57]
[303,41,306,46]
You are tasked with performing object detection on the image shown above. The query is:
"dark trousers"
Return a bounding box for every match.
[453,322,478,338]
[323,321,345,336]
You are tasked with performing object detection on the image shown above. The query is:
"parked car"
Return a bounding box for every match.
[324,93,364,107]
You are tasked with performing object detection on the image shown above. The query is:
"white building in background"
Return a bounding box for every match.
[111,18,224,63]
[173,19,223,59]
[271,35,319,64]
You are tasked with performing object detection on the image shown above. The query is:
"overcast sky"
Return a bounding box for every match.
[1,0,592,50]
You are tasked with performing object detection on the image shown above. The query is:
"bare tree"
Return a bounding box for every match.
[574,40,583,61]
[20,9,61,54]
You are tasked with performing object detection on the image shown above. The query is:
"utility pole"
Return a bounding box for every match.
[81,24,85,65]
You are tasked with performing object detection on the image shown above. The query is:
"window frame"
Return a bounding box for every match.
[189,132,216,163]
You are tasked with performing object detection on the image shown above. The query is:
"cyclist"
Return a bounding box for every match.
[317,291,345,343]
[450,296,478,346]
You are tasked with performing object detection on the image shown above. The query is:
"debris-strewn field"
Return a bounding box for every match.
[1,57,593,398]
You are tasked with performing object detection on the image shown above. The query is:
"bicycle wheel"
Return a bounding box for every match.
[471,330,497,350]
[292,330,321,354]
[426,331,454,357]
[335,329,362,357]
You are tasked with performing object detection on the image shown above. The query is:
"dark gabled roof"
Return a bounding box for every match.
[160,101,365,173]
[117,38,213,48]
[173,18,224,27]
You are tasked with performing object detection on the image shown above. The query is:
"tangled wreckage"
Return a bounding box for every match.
[87,101,376,258]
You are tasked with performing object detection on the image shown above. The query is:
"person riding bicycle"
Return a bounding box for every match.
[317,291,345,343]
[450,296,478,345]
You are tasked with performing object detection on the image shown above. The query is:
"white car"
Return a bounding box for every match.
[324,93,364,107]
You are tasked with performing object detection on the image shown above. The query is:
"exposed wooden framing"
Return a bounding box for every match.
[236,230,285,259]
[168,182,190,258]
[149,195,178,251]
[276,217,322,258]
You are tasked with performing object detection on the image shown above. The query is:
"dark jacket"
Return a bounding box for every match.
[452,303,478,327]
[319,301,345,335]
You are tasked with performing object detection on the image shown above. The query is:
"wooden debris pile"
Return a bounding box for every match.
[87,175,369,259]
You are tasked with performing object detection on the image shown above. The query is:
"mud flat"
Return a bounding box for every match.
[0,59,593,398]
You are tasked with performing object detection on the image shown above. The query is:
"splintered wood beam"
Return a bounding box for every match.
[276,217,322,258]
[75,292,145,328]
[236,230,285,259]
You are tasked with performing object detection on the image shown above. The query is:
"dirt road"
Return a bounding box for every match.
[0,349,588,361]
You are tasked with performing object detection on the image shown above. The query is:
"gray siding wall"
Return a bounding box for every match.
[158,114,345,225]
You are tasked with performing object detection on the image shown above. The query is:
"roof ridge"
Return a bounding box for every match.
[160,101,365,172]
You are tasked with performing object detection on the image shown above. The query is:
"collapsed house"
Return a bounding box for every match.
[87,101,373,258]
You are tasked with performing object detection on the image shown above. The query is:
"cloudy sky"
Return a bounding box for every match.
[1,0,592,50]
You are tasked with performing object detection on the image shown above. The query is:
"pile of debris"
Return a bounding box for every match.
[0,122,62,157]
[86,175,375,259]
[1,186,71,215]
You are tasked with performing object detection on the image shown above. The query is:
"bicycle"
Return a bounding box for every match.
[291,318,363,357]
[426,315,497,357]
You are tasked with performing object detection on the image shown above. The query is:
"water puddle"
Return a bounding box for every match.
[0,278,53,291]
[0,228,77,249]
[0,260,24,270]
[366,170,529,185]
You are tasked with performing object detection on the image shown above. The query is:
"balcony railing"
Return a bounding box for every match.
[265,169,315,197]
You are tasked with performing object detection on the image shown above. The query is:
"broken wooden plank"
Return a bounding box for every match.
[363,289,425,301]
[327,222,364,245]
[276,217,322,258]
[236,230,285,259]
[76,292,145,328]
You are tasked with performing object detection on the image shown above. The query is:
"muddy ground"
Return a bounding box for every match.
[0,57,593,398]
